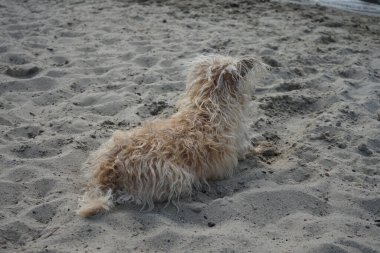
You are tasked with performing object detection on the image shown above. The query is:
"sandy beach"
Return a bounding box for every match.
[0,0,379,252]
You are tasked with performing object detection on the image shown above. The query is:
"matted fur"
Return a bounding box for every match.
[77,55,267,217]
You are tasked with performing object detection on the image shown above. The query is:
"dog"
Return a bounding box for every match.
[77,55,266,217]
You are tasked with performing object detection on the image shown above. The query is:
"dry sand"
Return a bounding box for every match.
[0,0,379,252]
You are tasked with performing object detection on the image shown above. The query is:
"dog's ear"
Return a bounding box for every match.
[236,57,258,78]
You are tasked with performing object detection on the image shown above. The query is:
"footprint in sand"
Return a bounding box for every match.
[0,181,23,206]
[308,243,347,253]
[201,190,330,227]
[259,94,319,116]
[50,56,69,66]
[0,221,41,246]
[5,166,38,183]
[274,81,303,92]
[133,55,159,68]
[45,70,66,78]
[118,52,136,62]
[11,142,61,159]
[0,53,32,65]
[4,66,41,79]
[0,116,12,126]
[26,202,59,224]
[6,125,44,139]
[337,66,367,80]
[29,178,57,198]
[0,77,57,94]
[261,55,282,68]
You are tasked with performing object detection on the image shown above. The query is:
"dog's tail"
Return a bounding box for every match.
[77,188,114,217]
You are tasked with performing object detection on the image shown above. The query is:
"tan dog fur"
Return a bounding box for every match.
[77,55,265,217]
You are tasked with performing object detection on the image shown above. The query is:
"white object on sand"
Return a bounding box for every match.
[276,0,380,16]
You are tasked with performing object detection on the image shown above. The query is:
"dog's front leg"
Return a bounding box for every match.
[236,124,252,160]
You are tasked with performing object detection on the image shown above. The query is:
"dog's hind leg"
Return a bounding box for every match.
[78,130,128,217]
[78,158,127,217]
[83,130,129,178]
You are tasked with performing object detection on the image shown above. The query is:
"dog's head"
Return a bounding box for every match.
[184,55,266,109]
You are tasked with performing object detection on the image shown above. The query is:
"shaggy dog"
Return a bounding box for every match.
[77,55,266,217]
